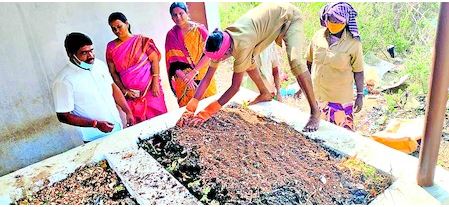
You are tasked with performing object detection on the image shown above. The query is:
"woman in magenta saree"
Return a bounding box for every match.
[106,12,167,123]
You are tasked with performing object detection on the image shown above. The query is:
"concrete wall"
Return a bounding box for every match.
[187,2,208,28]
[0,2,219,176]
[204,2,221,31]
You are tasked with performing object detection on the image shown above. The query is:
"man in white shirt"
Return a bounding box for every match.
[242,43,284,102]
[53,32,135,143]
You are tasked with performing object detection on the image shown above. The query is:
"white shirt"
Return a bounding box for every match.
[257,43,280,93]
[52,59,122,141]
[243,43,281,93]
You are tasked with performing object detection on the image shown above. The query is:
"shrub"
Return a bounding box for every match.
[218,2,440,96]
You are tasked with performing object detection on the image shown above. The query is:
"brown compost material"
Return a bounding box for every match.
[15,160,137,205]
[139,106,392,204]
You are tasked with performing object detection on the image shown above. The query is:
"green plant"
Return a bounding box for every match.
[354,3,436,97]
[219,2,261,29]
[242,100,250,109]
[384,89,408,113]
[200,186,211,202]
[402,44,432,95]
[341,157,382,182]
[384,93,396,113]
[352,3,439,56]
[292,2,326,40]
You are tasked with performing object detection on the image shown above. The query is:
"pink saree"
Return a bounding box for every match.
[106,35,167,123]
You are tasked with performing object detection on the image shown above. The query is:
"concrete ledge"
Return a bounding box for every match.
[0,142,100,204]
[371,178,439,205]
[105,149,199,205]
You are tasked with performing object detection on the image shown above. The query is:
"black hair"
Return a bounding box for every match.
[170,2,188,15]
[64,32,92,57]
[205,30,223,52]
[108,12,131,33]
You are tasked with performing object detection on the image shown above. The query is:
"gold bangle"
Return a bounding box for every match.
[124,91,128,97]
[152,73,159,77]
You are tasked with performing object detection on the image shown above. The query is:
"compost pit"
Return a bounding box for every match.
[139,105,392,204]
[15,160,137,205]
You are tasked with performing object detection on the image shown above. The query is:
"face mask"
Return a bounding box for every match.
[73,55,93,70]
[327,22,346,34]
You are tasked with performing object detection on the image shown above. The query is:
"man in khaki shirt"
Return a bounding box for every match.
[176,2,321,132]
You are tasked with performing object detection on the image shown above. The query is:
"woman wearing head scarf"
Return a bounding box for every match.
[306,2,364,131]
[165,2,217,107]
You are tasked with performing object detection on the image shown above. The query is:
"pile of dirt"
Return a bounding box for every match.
[139,106,392,205]
[15,160,137,205]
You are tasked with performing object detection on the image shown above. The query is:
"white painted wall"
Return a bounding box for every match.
[0,2,215,176]
[205,2,221,31]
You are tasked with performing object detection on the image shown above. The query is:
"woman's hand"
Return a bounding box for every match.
[354,94,364,113]
[176,98,199,127]
[175,69,186,80]
[176,69,196,90]
[124,89,139,99]
[151,76,160,97]
[183,69,198,89]
[125,111,136,127]
[177,110,194,127]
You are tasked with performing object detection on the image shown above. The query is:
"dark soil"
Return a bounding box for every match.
[15,160,137,205]
[138,106,393,205]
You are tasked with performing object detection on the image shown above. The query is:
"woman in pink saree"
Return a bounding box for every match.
[106,12,167,123]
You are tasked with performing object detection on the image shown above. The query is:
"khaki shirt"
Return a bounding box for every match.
[306,28,364,103]
[210,3,301,73]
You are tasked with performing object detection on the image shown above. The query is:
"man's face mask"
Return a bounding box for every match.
[73,55,93,70]
[326,21,346,34]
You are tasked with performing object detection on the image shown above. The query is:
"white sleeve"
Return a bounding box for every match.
[53,80,74,113]
[270,46,280,68]
[103,67,114,85]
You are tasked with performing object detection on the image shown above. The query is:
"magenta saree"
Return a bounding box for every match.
[106,35,167,123]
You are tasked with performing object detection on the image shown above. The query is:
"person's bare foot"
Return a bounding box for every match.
[249,93,273,105]
[302,111,321,132]
[275,92,283,102]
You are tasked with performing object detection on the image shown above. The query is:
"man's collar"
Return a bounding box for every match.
[67,59,94,71]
